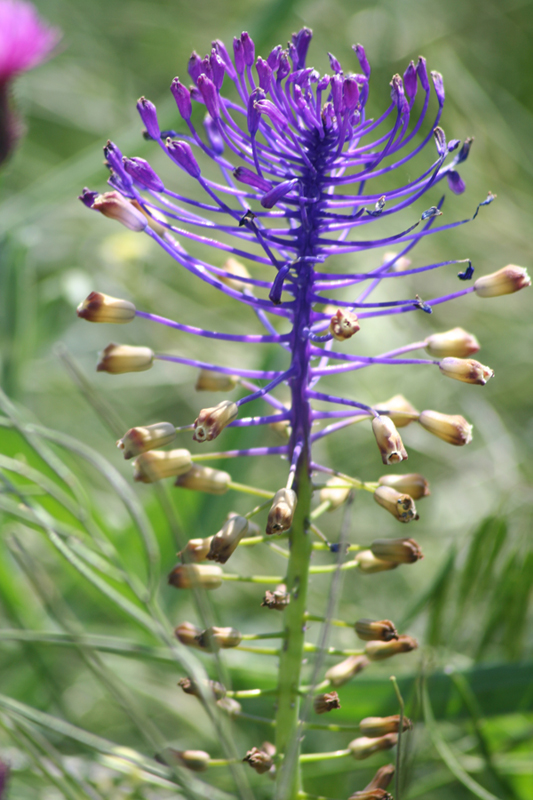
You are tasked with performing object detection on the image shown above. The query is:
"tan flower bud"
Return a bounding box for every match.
[372,416,408,465]
[220,257,251,292]
[377,473,429,500]
[178,537,213,563]
[193,400,238,442]
[418,409,473,446]
[355,550,398,574]
[195,369,237,392]
[207,515,249,564]
[365,635,418,661]
[133,449,192,483]
[76,291,136,323]
[196,626,242,650]
[363,764,395,792]
[261,584,290,610]
[474,265,530,298]
[226,511,260,536]
[348,789,393,800]
[216,697,242,716]
[178,677,226,700]
[375,394,419,428]
[360,715,412,737]
[175,465,231,494]
[266,488,297,535]
[439,357,494,385]
[382,250,411,272]
[373,485,418,523]
[370,538,423,564]
[348,734,397,760]
[269,413,291,441]
[329,309,360,341]
[424,327,480,358]
[130,199,168,236]
[354,619,398,642]
[168,564,223,590]
[313,691,341,714]
[92,191,148,231]
[319,478,352,510]
[117,422,176,459]
[325,655,369,687]
[97,343,154,374]
[243,745,275,774]
[175,621,203,648]
[175,749,210,772]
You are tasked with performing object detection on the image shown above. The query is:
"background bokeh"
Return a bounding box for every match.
[0,0,532,798]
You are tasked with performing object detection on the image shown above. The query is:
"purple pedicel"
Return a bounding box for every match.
[82,27,497,471]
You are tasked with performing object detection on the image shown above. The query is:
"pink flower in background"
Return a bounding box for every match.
[0,0,60,82]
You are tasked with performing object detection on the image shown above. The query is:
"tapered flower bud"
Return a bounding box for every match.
[355,619,398,642]
[349,734,397,760]
[178,677,226,700]
[207,515,249,563]
[375,395,419,428]
[193,400,238,442]
[178,537,213,563]
[370,538,423,564]
[117,422,176,460]
[325,655,369,687]
[424,327,480,358]
[363,764,395,792]
[419,410,473,446]
[175,621,203,648]
[77,292,136,324]
[360,715,412,737]
[372,416,408,464]
[195,369,237,392]
[133,449,192,483]
[319,478,352,510]
[269,413,291,440]
[266,488,297,535]
[243,745,275,774]
[220,257,251,291]
[365,635,418,661]
[439,357,494,385]
[355,550,398,574]
[175,465,231,494]
[377,473,429,500]
[373,485,418,523]
[196,626,242,650]
[329,309,360,340]
[97,344,154,374]
[261,585,290,610]
[86,191,148,231]
[474,265,530,298]
[156,748,210,772]
[217,696,242,716]
[313,691,341,714]
[168,564,223,590]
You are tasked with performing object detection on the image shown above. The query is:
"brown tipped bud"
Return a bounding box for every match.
[439,357,494,385]
[92,191,148,231]
[424,327,480,358]
[97,343,154,374]
[175,621,203,648]
[178,677,226,700]
[378,473,429,500]
[117,422,176,459]
[363,764,395,792]
[266,488,297,535]
[179,537,213,563]
[355,550,398,574]
[348,790,393,800]
[196,626,242,650]
[319,478,352,510]
[373,485,418,523]
[193,400,238,442]
[175,750,210,772]
[313,691,341,714]
[365,635,418,661]
[382,250,411,272]
[355,619,398,642]
[133,449,192,483]
[262,584,290,610]
[220,257,251,292]
[370,538,423,564]
[216,697,242,716]
[207,515,249,564]
[269,413,291,441]
[329,309,360,341]
[474,265,530,298]
[175,465,231,494]
[226,511,260,536]
[243,745,275,774]
[195,369,237,392]
[349,734,397,760]
[376,394,419,428]
[168,564,223,590]
[76,291,136,323]
[418,409,473,446]
[360,715,412,737]
[372,416,408,465]
[325,655,369,687]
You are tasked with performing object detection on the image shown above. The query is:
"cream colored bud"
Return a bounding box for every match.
[360,715,412,737]
[355,550,398,574]
[207,515,249,564]
[372,416,408,465]
[373,485,418,523]
[325,655,369,687]
[382,250,411,272]
[175,465,231,494]
[419,409,473,446]
[424,327,480,358]
[261,585,290,610]
[269,413,291,441]
[313,691,341,714]
[93,191,148,231]
[474,265,530,298]
[220,257,251,292]
[179,537,213,563]
[227,511,260,537]
[439,357,494,385]
[76,291,136,323]
[97,343,154,374]
[378,473,429,500]
[365,635,418,661]
[216,696,242,716]
[355,619,398,642]
[130,199,168,236]
[175,750,210,772]
[133,448,192,483]
[266,488,297,535]
[195,369,237,392]
[319,478,352,510]
[117,422,176,459]
[370,538,423,564]
[348,790,393,800]
[168,564,223,590]
[349,734,397,760]
[243,745,274,774]
[178,677,226,700]
[329,309,360,341]
[193,400,238,442]
[196,626,242,650]
[175,621,203,648]
[362,764,395,792]
[375,395,419,428]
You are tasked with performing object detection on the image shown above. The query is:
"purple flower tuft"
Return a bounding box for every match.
[0,0,60,82]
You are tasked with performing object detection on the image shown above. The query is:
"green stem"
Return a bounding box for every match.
[299,749,351,763]
[304,614,352,628]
